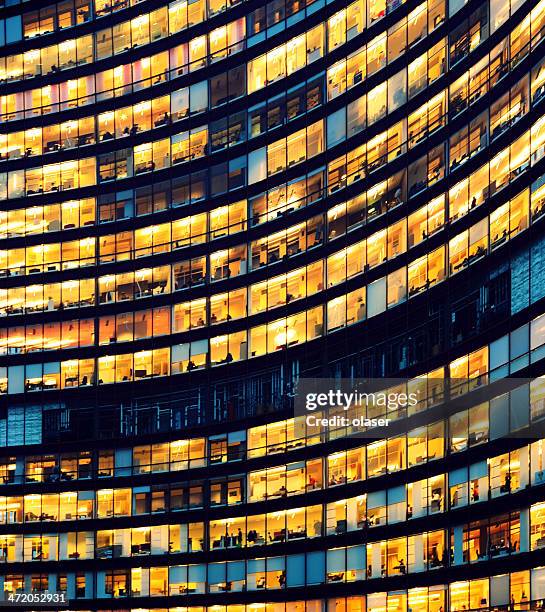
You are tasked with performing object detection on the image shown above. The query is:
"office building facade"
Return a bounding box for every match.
[2,0,545,608]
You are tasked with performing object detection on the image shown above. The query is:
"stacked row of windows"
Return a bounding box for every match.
[1,537,545,598]
[0,510,524,561]
[0,196,246,245]
[0,303,477,386]
[1,0,92,46]
[2,441,545,528]
[2,0,264,45]
[0,0,500,119]
[0,5,248,83]
[0,0,378,86]
[0,73,539,244]
[1,0,378,54]
[0,172,537,370]
[0,0,532,89]
[1,388,544,487]
[0,401,485,481]
[4,200,545,388]
[0,28,536,177]
[0,3,535,238]
[0,169,343,241]
[0,148,533,293]
[0,1,446,130]
[1,0,537,146]
[0,221,530,388]
[6,352,543,473]
[5,238,540,389]
[19,0,323,39]
[0,0,501,134]
[0,48,542,211]
[0,511,527,571]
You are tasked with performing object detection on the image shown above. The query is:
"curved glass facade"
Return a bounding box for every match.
[3,0,545,609]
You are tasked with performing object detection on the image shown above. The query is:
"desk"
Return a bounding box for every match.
[272,530,286,542]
